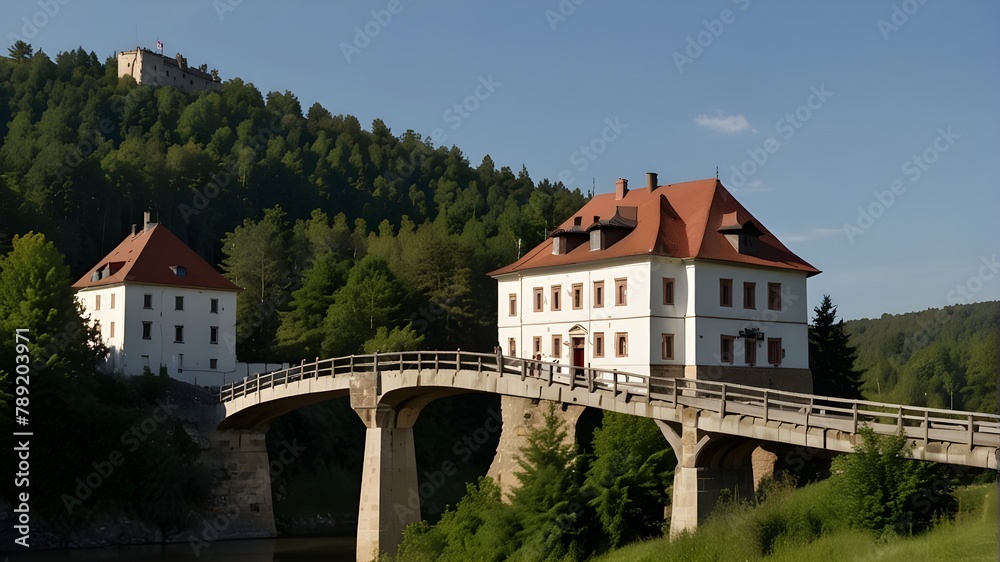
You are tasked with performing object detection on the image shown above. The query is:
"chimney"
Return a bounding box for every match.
[615,178,628,200]
[131,224,137,236]
[647,172,658,190]
[143,211,156,232]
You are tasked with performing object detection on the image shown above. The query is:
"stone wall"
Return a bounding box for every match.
[487,396,584,497]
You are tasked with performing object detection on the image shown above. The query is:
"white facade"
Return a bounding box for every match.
[77,283,237,384]
[496,257,809,380]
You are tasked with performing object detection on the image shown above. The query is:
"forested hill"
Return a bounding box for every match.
[844,301,998,413]
[0,45,587,358]
[0,46,583,277]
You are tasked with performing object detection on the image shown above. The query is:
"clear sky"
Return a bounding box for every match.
[3,0,998,321]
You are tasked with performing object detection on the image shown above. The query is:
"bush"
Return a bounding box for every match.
[831,425,957,535]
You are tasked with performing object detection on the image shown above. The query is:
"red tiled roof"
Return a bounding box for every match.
[72,224,239,291]
[490,178,820,277]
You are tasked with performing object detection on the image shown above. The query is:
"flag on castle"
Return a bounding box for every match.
[156,40,163,51]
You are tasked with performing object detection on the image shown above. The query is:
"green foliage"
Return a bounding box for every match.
[7,40,33,61]
[322,254,405,357]
[809,295,862,399]
[845,301,998,412]
[363,324,425,353]
[831,426,957,535]
[584,412,674,549]
[0,232,104,379]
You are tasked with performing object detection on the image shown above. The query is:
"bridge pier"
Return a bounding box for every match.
[350,372,426,561]
[658,407,758,537]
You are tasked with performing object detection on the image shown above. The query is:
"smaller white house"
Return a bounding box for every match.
[73,214,238,385]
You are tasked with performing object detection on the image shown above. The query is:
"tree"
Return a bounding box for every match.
[832,426,956,535]
[0,232,104,378]
[275,253,349,359]
[810,295,862,399]
[585,412,674,548]
[7,40,33,61]
[321,255,405,357]
[362,324,424,353]
[221,207,296,361]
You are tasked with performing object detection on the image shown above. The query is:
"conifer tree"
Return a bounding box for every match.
[809,294,862,398]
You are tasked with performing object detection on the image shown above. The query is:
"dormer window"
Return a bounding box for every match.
[170,265,187,277]
[589,230,603,251]
[718,211,763,256]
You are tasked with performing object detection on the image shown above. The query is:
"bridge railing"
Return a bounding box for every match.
[219,351,1000,450]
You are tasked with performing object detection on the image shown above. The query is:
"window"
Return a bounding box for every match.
[210,358,218,369]
[662,278,675,305]
[552,335,562,358]
[95,295,101,310]
[720,278,732,307]
[768,283,782,311]
[174,325,184,343]
[211,298,219,314]
[175,296,184,311]
[110,294,116,309]
[720,335,735,364]
[744,282,756,309]
[144,294,153,309]
[593,281,604,308]
[142,322,152,340]
[171,265,187,277]
[594,333,605,357]
[551,285,561,311]
[533,336,541,355]
[508,338,517,356]
[661,333,674,360]
[572,284,583,310]
[615,278,627,306]
[768,338,783,366]
[110,322,115,338]
[210,326,219,344]
[745,338,757,366]
[508,294,517,316]
[590,230,602,251]
[615,332,628,357]
[533,287,543,312]
[178,353,183,368]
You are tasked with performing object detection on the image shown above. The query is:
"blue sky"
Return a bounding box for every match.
[3,0,998,320]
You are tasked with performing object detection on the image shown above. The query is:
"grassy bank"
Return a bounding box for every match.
[596,481,997,561]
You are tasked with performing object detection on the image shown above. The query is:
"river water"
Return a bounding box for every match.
[5,537,357,561]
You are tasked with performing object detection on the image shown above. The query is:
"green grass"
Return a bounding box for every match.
[595,482,997,562]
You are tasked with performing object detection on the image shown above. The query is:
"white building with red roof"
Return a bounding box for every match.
[490,174,820,392]
[73,213,238,384]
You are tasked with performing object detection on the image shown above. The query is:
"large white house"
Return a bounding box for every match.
[73,214,238,384]
[490,174,820,392]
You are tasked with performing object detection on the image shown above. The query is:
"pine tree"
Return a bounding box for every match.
[809,294,862,399]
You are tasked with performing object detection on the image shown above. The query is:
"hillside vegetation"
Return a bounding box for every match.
[844,301,998,413]
[0,46,586,359]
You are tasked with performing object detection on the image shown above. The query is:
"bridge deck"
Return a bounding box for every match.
[220,351,1000,469]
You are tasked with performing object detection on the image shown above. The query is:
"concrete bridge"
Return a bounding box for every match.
[218,351,1000,561]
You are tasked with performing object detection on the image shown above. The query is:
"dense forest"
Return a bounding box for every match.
[845,301,998,414]
[0,45,587,359]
